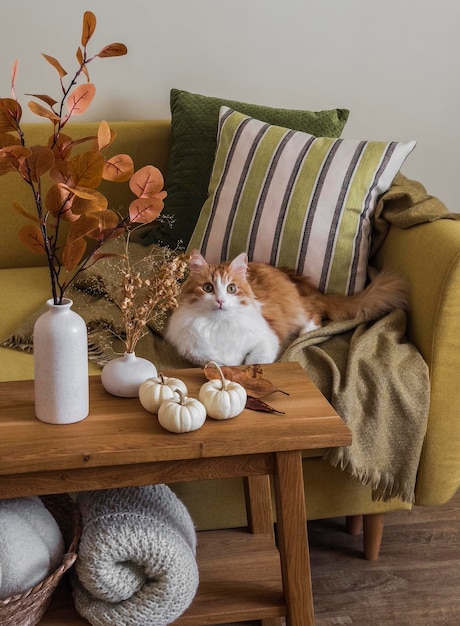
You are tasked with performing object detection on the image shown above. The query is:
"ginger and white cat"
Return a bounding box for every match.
[165,250,407,366]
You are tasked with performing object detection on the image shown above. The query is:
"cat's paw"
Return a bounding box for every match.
[244,342,279,365]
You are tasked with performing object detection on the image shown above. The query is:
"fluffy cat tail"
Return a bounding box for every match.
[291,270,409,323]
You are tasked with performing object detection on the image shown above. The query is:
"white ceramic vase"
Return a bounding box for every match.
[101,352,157,398]
[33,298,89,424]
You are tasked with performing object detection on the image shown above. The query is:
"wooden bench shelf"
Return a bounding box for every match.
[0,363,351,625]
[41,529,286,625]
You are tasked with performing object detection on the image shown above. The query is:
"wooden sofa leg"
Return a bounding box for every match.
[363,513,385,561]
[346,514,363,535]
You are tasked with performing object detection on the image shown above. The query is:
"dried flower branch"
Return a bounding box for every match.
[104,238,188,354]
[0,11,165,304]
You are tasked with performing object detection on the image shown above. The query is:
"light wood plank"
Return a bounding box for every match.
[244,475,275,539]
[310,490,460,625]
[0,362,352,626]
[273,450,314,625]
[40,530,286,626]
[0,363,351,479]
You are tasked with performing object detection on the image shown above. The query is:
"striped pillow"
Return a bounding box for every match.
[187,107,416,295]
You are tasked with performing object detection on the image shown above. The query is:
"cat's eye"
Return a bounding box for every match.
[227,283,237,294]
[202,283,214,293]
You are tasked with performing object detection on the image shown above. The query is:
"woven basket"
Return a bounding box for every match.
[0,493,82,626]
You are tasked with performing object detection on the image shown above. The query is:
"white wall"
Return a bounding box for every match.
[1,0,458,209]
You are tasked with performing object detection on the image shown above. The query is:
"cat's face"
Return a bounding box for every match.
[181,251,255,313]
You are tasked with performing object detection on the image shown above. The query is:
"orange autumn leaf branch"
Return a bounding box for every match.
[0,11,165,304]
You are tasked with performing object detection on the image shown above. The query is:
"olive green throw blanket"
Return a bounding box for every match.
[280,310,429,503]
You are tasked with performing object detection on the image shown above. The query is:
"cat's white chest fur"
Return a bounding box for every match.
[166,300,280,366]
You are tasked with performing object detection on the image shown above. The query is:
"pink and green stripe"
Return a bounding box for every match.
[188,107,415,295]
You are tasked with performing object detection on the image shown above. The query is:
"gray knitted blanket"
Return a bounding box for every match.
[72,485,199,626]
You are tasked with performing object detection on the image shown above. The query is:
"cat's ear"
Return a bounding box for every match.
[188,249,208,274]
[229,252,249,276]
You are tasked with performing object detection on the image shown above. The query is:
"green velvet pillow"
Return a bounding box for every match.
[142,88,349,248]
[188,107,416,296]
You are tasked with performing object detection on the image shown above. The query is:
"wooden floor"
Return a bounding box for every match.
[309,489,460,625]
[42,490,459,626]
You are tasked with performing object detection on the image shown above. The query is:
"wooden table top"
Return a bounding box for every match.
[0,362,351,477]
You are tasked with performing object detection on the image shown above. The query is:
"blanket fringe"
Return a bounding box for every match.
[0,335,33,352]
[323,447,415,504]
[1,329,110,368]
[87,342,109,367]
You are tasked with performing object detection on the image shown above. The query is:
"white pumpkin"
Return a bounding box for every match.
[199,361,247,420]
[139,373,188,414]
[158,389,206,433]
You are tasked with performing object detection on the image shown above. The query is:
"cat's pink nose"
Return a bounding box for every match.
[217,298,225,309]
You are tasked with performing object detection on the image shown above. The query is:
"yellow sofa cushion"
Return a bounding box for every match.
[0,120,171,270]
[0,267,100,381]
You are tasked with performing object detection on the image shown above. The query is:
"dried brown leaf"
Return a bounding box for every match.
[203,363,287,399]
[17,225,46,255]
[97,43,128,58]
[45,185,76,221]
[59,184,95,201]
[0,132,20,148]
[85,209,122,241]
[245,364,265,379]
[245,396,285,415]
[103,153,134,182]
[0,144,30,162]
[51,135,97,164]
[67,214,100,243]
[0,98,22,132]
[0,161,15,175]
[72,190,108,215]
[50,159,71,185]
[28,100,61,123]
[129,165,164,198]
[82,66,90,82]
[21,146,55,182]
[128,195,165,223]
[66,83,95,116]
[76,46,90,81]
[68,150,104,188]
[41,53,67,78]
[0,142,27,174]
[11,60,18,97]
[97,120,114,151]
[62,237,87,272]
[81,11,97,47]
[26,94,58,108]
[49,133,73,162]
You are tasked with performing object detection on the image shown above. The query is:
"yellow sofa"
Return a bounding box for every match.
[1,121,459,559]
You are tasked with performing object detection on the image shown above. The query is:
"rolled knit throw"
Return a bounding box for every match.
[72,485,199,626]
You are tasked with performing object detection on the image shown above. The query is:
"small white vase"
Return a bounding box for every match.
[101,352,157,398]
[33,298,89,424]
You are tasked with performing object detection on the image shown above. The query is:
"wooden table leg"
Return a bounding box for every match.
[273,450,314,626]
[244,474,275,540]
[244,475,282,626]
